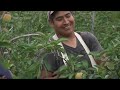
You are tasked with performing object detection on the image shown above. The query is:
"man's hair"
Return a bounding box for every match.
[47,11,57,21]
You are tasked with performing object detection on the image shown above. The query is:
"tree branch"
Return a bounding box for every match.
[9,33,43,43]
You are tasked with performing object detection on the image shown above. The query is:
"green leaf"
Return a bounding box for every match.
[76,63,82,67]
[68,73,75,79]
[0,41,11,48]
[59,74,69,79]
[58,65,68,72]
[105,75,109,79]
[27,61,32,65]
[94,75,102,79]
[105,62,115,70]
[88,74,94,79]
[81,60,89,68]
[1,60,10,69]
[28,62,39,71]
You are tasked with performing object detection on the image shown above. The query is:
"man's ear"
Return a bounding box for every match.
[49,20,54,28]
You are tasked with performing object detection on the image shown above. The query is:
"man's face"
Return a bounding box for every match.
[50,11,75,37]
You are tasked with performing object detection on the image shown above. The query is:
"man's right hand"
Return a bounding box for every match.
[40,67,59,79]
[0,75,7,79]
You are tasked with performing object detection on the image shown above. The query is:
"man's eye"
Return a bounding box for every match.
[56,18,62,21]
[66,14,71,18]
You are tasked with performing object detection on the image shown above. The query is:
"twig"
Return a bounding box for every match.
[9,33,42,43]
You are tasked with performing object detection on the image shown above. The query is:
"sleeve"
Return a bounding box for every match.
[87,32,103,52]
[79,32,103,52]
[42,52,59,72]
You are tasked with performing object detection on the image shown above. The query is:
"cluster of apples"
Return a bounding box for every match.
[2,12,12,22]
[1,12,12,32]
[75,72,83,79]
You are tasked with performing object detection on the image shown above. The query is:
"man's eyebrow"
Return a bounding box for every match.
[65,12,71,15]
[55,16,63,19]
[56,13,71,18]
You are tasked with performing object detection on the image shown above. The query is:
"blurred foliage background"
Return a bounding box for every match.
[0,11,120,79]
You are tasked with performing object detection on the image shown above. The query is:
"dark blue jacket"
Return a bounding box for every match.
[0,64,12,79]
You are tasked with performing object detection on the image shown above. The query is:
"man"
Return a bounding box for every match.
[40,11,103,79]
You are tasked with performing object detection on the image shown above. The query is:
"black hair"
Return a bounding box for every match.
[49,11,58,21]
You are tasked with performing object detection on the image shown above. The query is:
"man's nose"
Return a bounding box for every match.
[63,18,69,24]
